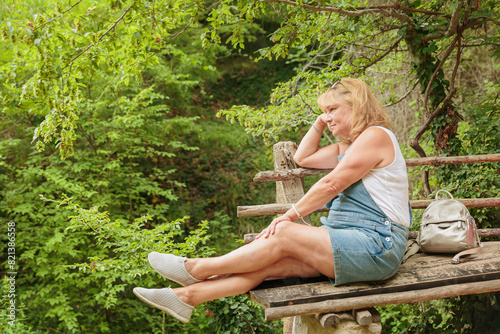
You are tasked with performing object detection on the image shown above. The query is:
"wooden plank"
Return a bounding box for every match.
[264,279,500,321]
[237,198,500,217]
[410,198,500,209]
[252,154,500,182]
[254,168,332,182]
[238,203,328,217]
[405,153,500,166]
[249,242,500,309]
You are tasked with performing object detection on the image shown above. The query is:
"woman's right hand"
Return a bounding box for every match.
[293,114,340,169]
[316,114,329,128]
[255,214,293,239]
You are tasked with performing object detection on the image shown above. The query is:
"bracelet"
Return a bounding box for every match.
[291,204,302,218]
[291,204,311,225]
[312,125,321,134]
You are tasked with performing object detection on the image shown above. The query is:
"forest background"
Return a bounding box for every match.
[1,0,499,333]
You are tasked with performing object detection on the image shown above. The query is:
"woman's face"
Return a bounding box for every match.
[323,100,352,138]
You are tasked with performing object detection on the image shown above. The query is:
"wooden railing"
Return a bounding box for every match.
[239,149,500,217]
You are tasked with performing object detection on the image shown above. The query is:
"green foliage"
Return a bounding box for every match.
[44,195,214,276]
[380,300,453,333]
[216,0,500,156]
[380,293,500,334]
[434,83,500,227]
[1,3,285,331]
[383,81,500,333]
[0,276,33,334]
[406,81,500,228]
[205,295,282,334]
[0,190,215,333]
[379,300,454,333]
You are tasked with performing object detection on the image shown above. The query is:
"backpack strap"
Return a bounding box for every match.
[451,226,483,264]
[436,189,454,200]
[402,239,420,263]
[403,239,483,264]
[451,246,483,264]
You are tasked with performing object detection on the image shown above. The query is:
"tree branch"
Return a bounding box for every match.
[66,4,134,69]
[362,36,404,71]
[169,0,222,39]
[151,0,156,31]
[261,0,444,20]
[409,33,460,161]
[412,80,455,197]
[423,35,459,115]
[422,1,462,43]
[375,8,413,24]
[449,29,463,93]
[472,16,500,26]
[383,80,419,107]
[33,0,84,31]
[292,42,335,92]
[410,86,457,157]
[361,5,445,16]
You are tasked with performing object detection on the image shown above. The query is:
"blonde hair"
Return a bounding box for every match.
[317,78,391,143]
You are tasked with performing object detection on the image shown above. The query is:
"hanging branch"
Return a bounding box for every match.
[361,36,404,71]
[66,4,135,70]
[261,0,445,18]
[409,28,463,195]
[449,30,463,94]
[410,35,460,156]
[33,0,84,31]
[422,1,462,43]
[169,0,223,39]
[292,42,335,93]
[411,33,462,149]
[422,36,459,115]
[383,80,418,107]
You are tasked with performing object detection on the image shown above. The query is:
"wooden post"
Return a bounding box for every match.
[273,142,311,333]
[273,142,312,225]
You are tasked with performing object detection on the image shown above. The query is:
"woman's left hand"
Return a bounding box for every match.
[256,214,293,239]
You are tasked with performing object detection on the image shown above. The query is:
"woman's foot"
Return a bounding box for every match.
[133,287,194,323]
[148,252,202,286]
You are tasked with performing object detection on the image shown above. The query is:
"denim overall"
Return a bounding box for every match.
[320,153,411,286]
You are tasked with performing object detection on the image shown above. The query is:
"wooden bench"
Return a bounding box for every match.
[237,141,500,334]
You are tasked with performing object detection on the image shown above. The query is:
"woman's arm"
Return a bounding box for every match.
[295,127,394,215]
[258,127,394,238]
[293,115,341,169]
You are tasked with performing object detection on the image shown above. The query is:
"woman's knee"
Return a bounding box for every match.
[274,220,295,236]
[273,221,302,253]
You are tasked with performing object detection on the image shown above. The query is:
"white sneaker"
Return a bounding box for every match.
[133,287,193,323]
[148,252,202,286]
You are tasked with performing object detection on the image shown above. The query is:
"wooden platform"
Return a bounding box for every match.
[249,242,500,321]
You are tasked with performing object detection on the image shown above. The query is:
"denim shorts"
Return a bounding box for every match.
[320,211,409,286]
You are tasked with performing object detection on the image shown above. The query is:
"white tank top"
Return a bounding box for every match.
[361,127,411,227]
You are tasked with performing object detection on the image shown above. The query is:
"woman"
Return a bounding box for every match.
[133,78,412,323]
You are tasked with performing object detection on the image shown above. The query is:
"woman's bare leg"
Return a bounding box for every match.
[176,257,324,307]
[187,221,334,280]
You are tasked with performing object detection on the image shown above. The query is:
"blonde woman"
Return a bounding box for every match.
[133,78,412,323]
